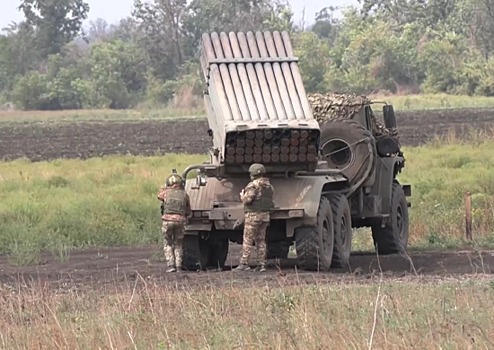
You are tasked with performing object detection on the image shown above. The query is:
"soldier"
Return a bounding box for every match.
[157,170,191,273]
[234,163,275,272]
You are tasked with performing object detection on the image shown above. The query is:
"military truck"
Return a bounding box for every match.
[179,30,411,271]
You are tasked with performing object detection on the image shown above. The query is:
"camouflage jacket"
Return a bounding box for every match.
[240,177,274,222]
[157,185,192,222]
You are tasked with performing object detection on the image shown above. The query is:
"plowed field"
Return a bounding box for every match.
[1,108,493,161]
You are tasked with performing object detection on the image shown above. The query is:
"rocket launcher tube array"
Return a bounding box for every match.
[201,31,320,169]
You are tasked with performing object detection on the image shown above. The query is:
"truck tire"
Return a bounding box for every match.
[206,239,229,269]
[183,235,209,271]
[330,194,352,268]
[371,182,409,254]
[295,197,334,271]
[267,241,290,259]
[319,118,375,189]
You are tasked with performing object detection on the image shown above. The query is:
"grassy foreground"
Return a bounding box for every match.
[1,139,494,264]
[1,278,493,349]
[2,93,494,122]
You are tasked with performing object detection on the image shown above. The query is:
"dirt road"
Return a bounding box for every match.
[0,244,492,291]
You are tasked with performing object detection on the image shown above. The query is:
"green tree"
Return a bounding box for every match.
[86,40,147,108]
[18,0,89,57]
[182,0,294,57]
[311,6,341,44]
[11,51,89,110]
[358,0,458,29]
[292,31,331,92]
[132,0,187,80]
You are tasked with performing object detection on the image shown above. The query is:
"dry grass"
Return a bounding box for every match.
[0,108,204,123]
[0,276,493,349]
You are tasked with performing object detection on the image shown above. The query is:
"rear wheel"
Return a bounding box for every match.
[183,235,208,271]
[183,233,229,270]
[371,182,409,254]
[295,197,334,271]
[267,241,290,259]
[206,239,229,269]
[330,194,352,268]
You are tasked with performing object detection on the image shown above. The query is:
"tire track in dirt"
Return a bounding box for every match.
[0,245,492,290]
[1,108,494,162]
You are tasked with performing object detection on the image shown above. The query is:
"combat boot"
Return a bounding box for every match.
[254,264,266,272]
[234,263,251,271]
[166,266,177,273]
[175,260,183,272]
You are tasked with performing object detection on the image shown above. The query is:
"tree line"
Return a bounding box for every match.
[1,0,494,110]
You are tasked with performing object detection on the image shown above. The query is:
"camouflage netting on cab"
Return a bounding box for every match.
[308,92,397,140]
[308,92,370,122]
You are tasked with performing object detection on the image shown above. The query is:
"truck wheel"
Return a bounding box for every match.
[183,235,209,271]
[319,118,375,189]
[330,194,352,268]
[207,239,229,269]
[295,197,334,271]
[371,182,409,254]
[267,241,290,259]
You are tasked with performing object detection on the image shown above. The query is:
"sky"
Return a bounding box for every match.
[0,0,360,30]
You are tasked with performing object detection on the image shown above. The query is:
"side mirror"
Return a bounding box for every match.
[383,105,396,129]
[376,136,400,157]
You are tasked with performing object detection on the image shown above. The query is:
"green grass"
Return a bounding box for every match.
[369,93,494,110]
[1,278,493,349]
[399,137,494,249]
[1,138,494,264]
[0,154,207,265]
[3,93,494,123]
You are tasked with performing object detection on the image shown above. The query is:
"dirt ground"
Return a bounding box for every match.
[1,108,494,161]
[0,244,492,291]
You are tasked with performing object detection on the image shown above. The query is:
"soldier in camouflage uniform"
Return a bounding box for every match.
[234,163,275,272]
[157,171,191,273]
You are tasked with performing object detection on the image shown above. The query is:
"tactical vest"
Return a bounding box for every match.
[163,188,187,215]
[244,184,274,213]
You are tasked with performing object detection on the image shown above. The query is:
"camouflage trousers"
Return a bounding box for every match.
[239,214,269,266]
[161,220,185,268]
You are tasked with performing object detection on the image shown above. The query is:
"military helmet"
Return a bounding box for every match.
[249,163,266,178]
[166,173,184,187]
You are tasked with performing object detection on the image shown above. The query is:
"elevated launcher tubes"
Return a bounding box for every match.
[200,31,321,174]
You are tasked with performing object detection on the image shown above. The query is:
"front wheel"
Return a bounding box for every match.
[371,182,409,254]
[295,197,334,271]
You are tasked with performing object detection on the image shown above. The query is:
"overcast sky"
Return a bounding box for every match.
[0,0,360,30]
